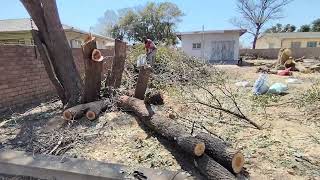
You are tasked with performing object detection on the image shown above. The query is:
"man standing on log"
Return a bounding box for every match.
[143,37,157,67]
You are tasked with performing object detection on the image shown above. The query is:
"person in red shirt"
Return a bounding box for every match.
[143,37,157,67]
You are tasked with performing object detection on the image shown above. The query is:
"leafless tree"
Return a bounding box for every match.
[231,0,293,49]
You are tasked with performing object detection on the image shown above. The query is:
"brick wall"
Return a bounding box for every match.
[0,45,114,112]
[240,47,320,59]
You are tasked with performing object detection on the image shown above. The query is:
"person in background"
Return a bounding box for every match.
[143,37,157,67]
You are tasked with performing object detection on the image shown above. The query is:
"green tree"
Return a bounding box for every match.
[311,18,320,32]
[265,23,296,33]
[111,2,184,45]
[298,24,311,32]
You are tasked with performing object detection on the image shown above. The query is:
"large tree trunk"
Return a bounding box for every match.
[195,133,244,174]
[81,36,103,103]
[108,39,126,88]
[118,96,205,157]
[21,0,82,107]
[195,154,235,180]
[134,65,153,100]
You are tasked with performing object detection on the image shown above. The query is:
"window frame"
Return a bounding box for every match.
[192,43,201,50]
[291,42,301,48]
[307,41,317,48]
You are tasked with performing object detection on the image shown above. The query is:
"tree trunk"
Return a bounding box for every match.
[194,154,235,180]
[134,65,153,100]
[252,27,261,49]
[31,30,66,104]
[195,133,244,174]
[81,36,103,103]
[108,39,126,88]
[85,99,111,121]
[118,96,205,157]
[21,0,82,107]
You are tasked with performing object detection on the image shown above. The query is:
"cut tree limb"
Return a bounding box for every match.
[108,39,126,88]
[85,99,112,121]
[195,133,244,174]
[134,65,153,100]
[118,96,204,157]
[63,104,90,121]
[81,35,102,103]
[194,154,235,179]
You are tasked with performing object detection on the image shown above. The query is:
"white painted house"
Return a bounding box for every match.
[177,29,246,64]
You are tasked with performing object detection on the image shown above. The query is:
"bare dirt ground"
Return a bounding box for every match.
[1,60,319,180]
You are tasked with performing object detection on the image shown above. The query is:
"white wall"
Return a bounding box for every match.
[180,32,240,61]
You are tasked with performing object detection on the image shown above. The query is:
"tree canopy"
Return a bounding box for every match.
[298,24,311,32]
[94,2,184,45]
[265,24,296,33]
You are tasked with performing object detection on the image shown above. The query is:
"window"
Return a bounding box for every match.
[70,39,83,48]
[291,42,301,48]
[192,43,201,49]
[307,41,317,48]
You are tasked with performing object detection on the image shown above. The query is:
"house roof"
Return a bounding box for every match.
[177,29,247,37]
[259,32,320,39]
[0,18,114,41]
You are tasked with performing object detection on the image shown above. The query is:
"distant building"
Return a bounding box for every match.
[0,18,114,49]
[177,29,246,64]
[256,32,320,49]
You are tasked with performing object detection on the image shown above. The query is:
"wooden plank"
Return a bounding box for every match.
[0,150,191,180]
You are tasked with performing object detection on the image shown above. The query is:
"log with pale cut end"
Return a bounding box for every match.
[195,133,244,174]
[91,49,103,62]
[63,104,89,120]
[177,136,205,157]
[194,154,235,180]
[85,99,111,121]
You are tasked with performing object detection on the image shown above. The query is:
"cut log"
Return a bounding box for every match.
[109,39,126,88]
[195,133,244,174]
[81,35,103,103]
[145,90,164,105]
[118,96,204,157]
[194,154,235,180]
[134,65,153,100]
[63,104,89,120]
[177,136,205,157]
[85,99,111,121]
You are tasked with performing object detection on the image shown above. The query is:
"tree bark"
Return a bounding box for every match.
[81,36,103,103]
[63,104,89,120]
[21,0,82,107]
[85,99,111,121]
[135,65,153,100]
[108,39,126,88]
[194,154,235,180]
[118,96,205,156]
[252,27,261,49]
[31,30,66,104]
[195,133,244,174]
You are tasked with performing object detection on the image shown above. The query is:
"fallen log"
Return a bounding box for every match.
[195,133,244,174]
[86,99,112,121]
[194,154,235,179]
[63,104,90,120]
[145,90,164,105]
[63,99,111,121]
[118,96,205,157]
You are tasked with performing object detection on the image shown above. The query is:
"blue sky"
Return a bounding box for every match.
[1,0,320,46]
